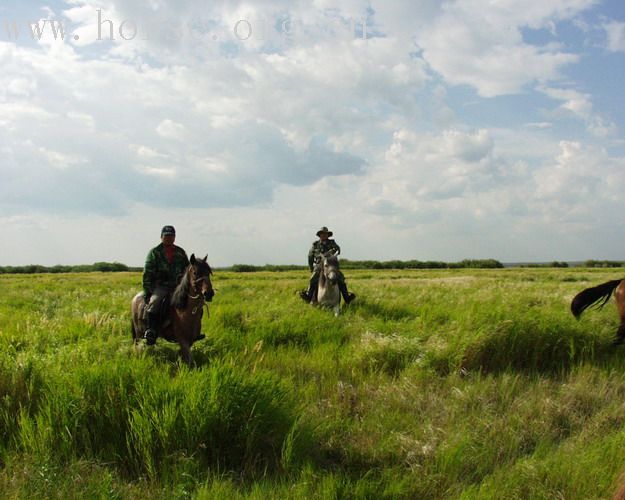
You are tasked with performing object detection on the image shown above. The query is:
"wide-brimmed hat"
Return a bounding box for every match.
[316,226,333,237]
[161,225,176,236]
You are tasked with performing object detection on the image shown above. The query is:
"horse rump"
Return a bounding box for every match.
[571,279,623,319]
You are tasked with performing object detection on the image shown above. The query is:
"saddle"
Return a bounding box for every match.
[140,293,173,329]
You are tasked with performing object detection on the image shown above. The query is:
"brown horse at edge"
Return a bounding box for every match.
[571,279,625,344]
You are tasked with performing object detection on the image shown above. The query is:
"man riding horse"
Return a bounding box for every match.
[300,226,356,304]
[142,225,190,345]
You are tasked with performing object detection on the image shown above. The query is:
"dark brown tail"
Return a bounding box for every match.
[571,279,623,319]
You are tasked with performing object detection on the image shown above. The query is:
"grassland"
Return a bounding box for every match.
[2,267,625,498]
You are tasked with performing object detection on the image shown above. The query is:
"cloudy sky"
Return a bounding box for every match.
[1,0,624,266]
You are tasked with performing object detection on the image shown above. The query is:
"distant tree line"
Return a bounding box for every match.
[519,261,570,268]
[339,259,505,270]
[2,258,624,274]
[0,262,141,274]
[582,260,624,268]
[226,259,505,272]
[228,264,306,272]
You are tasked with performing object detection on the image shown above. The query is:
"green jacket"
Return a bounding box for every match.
[308,239,341,271]
[142,243,189,294]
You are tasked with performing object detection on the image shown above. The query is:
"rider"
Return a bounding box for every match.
[142,225,189,345]
[300,226,356,304]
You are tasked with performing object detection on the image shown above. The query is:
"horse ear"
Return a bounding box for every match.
[203,254,208,262]
[190,254,196,264]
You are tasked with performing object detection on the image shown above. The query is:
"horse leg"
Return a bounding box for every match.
[179,342,194,367]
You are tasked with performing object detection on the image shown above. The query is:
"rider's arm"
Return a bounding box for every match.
[308,243,315,271]
[180,248,189,267]
[332,241,341,255]
[142,249,157,296]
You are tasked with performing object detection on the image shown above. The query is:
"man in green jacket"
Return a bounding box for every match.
[142,225,189,345]
[300,226,356,304]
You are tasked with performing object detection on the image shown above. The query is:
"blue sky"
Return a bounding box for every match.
[1,0,625,266]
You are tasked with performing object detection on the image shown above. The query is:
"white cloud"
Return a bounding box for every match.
[156,119,186,140]
[604,21,625,52]
[540,86,593,118]
[37,147,87,169]
[539,85,618,137]
[415,0,594,96]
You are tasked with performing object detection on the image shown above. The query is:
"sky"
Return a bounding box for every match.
[1,0,625,266]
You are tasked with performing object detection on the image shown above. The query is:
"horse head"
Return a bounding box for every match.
[322,252,339,286]
[189,254,215,302]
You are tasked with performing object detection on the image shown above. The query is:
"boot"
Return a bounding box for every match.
[339,282,356,305]
[301,270,320,303]
[144,312,159,345]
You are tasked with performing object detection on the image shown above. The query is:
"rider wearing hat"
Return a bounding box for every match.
[142,225,189,345]
[300,226,356,304]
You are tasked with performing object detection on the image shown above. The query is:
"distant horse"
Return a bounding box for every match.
[570,278,625,344]
[131,254,214,365]
[313,252,341,316]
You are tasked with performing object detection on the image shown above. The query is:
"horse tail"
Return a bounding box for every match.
[571,279,624,319]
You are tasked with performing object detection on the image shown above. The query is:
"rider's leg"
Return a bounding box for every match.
[144,287,166,345]
[301,269,320,302]
[145,311,159,345]
[338,271,356,304]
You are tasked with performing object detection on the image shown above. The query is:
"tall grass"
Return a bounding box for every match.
[2,268,625,497]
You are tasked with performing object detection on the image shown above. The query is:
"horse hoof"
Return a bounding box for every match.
[613,337,624,346]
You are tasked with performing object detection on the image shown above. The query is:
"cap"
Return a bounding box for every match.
[161,225,176,236]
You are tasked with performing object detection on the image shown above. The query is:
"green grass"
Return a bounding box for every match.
[1,268,625,498]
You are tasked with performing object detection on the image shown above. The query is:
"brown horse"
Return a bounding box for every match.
[131,254,214,365]
[570,279,625,344]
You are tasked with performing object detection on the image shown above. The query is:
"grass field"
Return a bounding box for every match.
[2,267,625,498]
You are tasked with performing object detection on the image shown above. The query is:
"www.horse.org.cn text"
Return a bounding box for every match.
[1,10,370,44]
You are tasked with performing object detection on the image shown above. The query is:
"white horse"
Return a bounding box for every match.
[314,252,341,316]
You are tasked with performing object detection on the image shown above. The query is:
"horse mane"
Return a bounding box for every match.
[170,258,213,310]
[171,266,192,310]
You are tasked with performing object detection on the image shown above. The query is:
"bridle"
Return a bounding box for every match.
[188,265,213,315]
